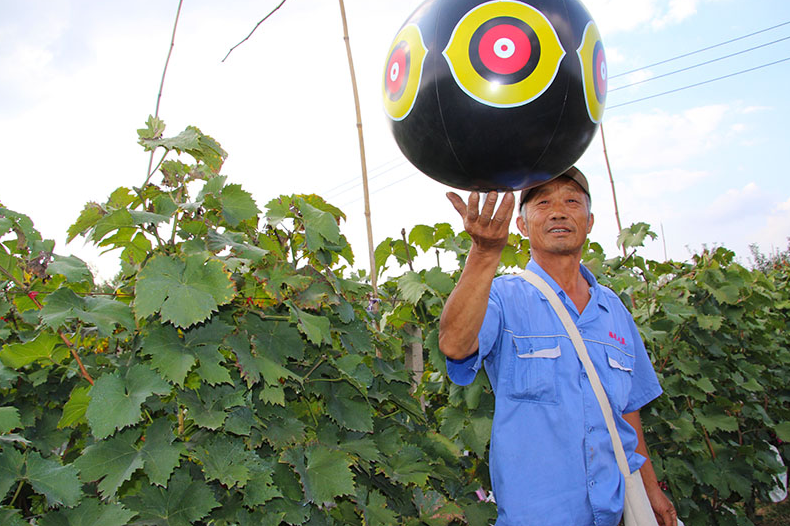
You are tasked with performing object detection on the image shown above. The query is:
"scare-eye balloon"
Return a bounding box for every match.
[382,0,607,191]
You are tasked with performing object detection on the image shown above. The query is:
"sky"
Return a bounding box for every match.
[1,0,789,281]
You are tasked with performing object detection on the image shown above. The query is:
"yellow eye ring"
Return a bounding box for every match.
[383,24,429,121]
[442,0,566,108]
[577,20,607,123]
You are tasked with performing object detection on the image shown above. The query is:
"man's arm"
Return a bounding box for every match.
[439,191,514,361]
[623,410,678,526]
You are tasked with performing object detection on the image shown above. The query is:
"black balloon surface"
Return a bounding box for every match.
[382,0,607,191]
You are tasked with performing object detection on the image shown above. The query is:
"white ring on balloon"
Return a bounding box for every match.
[390,62,400,82]
[493,37,516,59]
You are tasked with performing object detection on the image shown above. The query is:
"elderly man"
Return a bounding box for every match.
[439,167,676,526]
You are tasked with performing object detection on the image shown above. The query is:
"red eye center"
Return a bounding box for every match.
[478,24,531,75]
[386,46,408,96]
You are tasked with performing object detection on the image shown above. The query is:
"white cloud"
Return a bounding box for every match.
[603,104,730,169]
[705,182,766,222]
[624,168,710,198]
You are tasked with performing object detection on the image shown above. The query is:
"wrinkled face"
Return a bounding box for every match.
[517,177,593,257]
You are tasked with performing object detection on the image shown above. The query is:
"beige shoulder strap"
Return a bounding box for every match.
[520,269,630,476]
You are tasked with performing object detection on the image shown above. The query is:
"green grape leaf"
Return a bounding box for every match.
[409,224,436,252]
[695,314,723,331]
[424,267,455,295]
[773,421,790,442]
[39,498,136,526]
[25,451,82,507]
[140,418,186,487]
[134,254,235,328]
[0,332,67,369]
[141,324,196,386]
[179,384,245,430]
[47,255,93,284]
[360,488,399,526]
[0,407,22,433]
[58,386,91,428]
[143,320,232,386]
[325,383,373,433]
[39,288,134,337]
[282,444,355,506]
[248,318,305,362]
[381,444,431,486]
[288,304,330,345]
[218,184,260,227]
[122,468,219,526]
[192,435,260,488]
[616,222,656,250]
[86,365,171,439]
[398,271,428,304]
[242,463,282,507]
[75,429,144,498]
[695,410,739,432]
[137,115,166,140]
[374,238,393,275]
[0,507,26,526]
[0,447,24,500]
[298,199,340,251]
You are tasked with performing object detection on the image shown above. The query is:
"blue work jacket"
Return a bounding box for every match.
[447,260,662,526]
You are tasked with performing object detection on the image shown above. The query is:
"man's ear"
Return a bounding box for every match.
[516,214,529,237]
[587,212,595,234]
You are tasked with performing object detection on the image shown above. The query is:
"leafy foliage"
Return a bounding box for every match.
[0,119,787,525]
[0,120,480,524]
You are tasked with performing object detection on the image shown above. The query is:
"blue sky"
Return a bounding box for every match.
[1,0,788,280]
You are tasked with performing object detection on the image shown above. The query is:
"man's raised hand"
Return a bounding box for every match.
[447,191,515,255]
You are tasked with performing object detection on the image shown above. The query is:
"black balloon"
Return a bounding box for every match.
[382,0,607,191]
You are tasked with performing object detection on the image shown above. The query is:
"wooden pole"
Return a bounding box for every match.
[337,0,378,304]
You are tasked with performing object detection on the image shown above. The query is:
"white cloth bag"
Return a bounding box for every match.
[520,270,658,526]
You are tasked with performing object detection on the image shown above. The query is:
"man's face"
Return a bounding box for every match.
[516,177,594,257]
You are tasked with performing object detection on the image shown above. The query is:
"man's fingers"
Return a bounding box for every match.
[479,191,498,220]
[467,192,480,221]
[492,192,515,227]
[446,192,468,218]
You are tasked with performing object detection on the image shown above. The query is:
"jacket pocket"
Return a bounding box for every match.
[604,346,634,411]
[509,336,561,404]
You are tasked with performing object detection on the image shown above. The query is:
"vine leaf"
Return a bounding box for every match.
[140,418,187,487]
[142,320,232,387]
[287,303,331,345]
[178,384,245,430]
[0,407,22,434]
[298,199,340,252]
[192,435,260,489]
[0,332,68,369]
[397,272,428,304]
[281,444,355,506]
[122,468,219,526]
[58,386,91,429]
[38,498,136,526]
[75,429,145,498]
[326,383,373,433]
[0,447,24,500]
[86,365,171,439]
[46,255,93,284]
[408,224,436,252]
[24,451,82,508]
[0,507,26,526]
[39,288,134,337]
[217,184,260,227]
[134,254,236,328]
[773,421,790,442]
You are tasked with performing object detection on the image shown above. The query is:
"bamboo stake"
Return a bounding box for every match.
[337,0,378,304]
[600,123,627,258]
